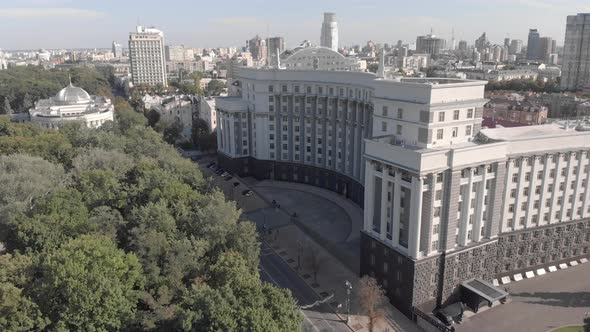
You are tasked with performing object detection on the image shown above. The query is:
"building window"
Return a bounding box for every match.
[466,125,472,136]
[467,109,474,118]
[452,127,458,138]
[268,85,274,92]
[436,173,443,183]
[433,224,440,234]
[396,125,402,135]
[436,129,444,140]
[397,108,403,119]
[432,241,439,251]
[382,106,388,116]
[438,112,445,122]
[453,110,460,120]
[382,121,387,132]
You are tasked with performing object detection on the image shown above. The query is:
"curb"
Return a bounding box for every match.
[262,237,357,332]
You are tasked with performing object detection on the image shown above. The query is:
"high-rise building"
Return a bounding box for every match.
[320,12,339,51]
[416,34,445,56]
[561,13,590,90]
[266,36,285,67]
[527,28,541,60]
[504,38,511,48]
[509,39,523,54]
[539,37,554,63]
[128,25,167,87]
[475,32,490,52]
[112,41,123,58]
[458,40,468,51]
[165,45,186,61]
[551,39,557,54]
[248,35,267,61]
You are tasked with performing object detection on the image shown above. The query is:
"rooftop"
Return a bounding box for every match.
[480,123,577,141]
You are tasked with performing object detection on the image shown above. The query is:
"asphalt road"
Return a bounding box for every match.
[259,242,351,332]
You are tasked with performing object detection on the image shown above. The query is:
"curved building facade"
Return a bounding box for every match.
[29,83,114,129]
[216,68,374,206]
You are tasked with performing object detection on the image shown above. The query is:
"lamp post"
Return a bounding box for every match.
[345,280,353,324]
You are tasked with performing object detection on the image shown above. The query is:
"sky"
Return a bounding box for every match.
[1,0,590,50]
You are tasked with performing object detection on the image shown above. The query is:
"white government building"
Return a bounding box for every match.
[28,82,114,129]
[215,57,590,319]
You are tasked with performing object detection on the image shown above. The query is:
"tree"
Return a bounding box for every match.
[367,63,379,73]
[358,276,387,332]
[20,93,33,113]
[0,98,12,115]
[0,282,49,331]
[206,79,226,96]
[192,118,213,151]
[584,316,590,332]
[114,97,147,133]
[32,235,144,332]
[5,188,89,253]
[306,244,323,286]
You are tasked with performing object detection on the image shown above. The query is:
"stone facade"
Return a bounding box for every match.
[362,218,590,318]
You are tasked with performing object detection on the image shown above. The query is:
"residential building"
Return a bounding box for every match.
[320,12,339,51]
[539,37,554,63]
[266,36,285,67]
[143,94,195,140]
[416,34,445,56]
[128,25,167,87]
[484,98,548,125]
[28,82,114,129]
[248,35,267,61]
[527,29,541,60]
[198,97,217,131]
[561,13,590,90]
[510,39,523,54]
[112,41,123,58]
[475,33,490,52]
[165,45,187,61]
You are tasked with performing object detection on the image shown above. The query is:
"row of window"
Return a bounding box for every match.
[381,106,474,122]
[268,84,371,100]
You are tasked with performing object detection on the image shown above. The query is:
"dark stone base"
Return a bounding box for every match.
[217,153,365,208]
[362,219,590,318]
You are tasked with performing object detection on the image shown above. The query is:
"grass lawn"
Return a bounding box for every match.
[552,326,584,332]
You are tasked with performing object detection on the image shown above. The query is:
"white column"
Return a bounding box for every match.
[408,177,423,259]
[526,157,539,228]
[379,177,389,241]
[459,172,472,246]
[473,168,486,242]
[363,162,374,233]
[391,173,401,248]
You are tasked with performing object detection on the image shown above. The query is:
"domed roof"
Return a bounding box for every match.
[55,83,91,104]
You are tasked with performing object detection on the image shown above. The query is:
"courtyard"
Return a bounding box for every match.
[456,261,590,332]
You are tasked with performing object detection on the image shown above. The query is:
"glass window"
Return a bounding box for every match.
[438,112,445,122]
[453,110,460,120]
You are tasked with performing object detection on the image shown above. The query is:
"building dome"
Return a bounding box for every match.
[55,83,91,104]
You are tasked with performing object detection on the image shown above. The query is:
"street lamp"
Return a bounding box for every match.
[345,280,353,324]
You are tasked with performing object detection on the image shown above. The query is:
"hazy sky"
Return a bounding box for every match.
[1,0,590,50]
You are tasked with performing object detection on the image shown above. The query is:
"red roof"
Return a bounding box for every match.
[482,117,526,129]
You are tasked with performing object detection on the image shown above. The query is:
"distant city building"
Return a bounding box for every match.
[539,37,554,63]
[129,25,167,87]
[143,94,194,140]
[484,97,548,126]
[320,12,339,51]
[509,39,523,54]
[526,28,541,60]
[561,13,590,90]
[165,45,187,61]
[29,82,114,129]
[266,36,285,67]
[416,34,445,56]
[458,40,468,51]
[248,35,267,61]
[0,51,7,70]
[281,46,361,71]
[475,32,490,52]
[112,41,123,58]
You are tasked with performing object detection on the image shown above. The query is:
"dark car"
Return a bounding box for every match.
[232,182,240,187]
[225,176,233,181]
[215,169,224,175]
[241,190,253,197]
[206,162,215,168]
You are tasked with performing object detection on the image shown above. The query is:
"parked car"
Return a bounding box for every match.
[221,172,230,177]
[215,169,224,175]
[206,162,215,168]
[225,176,233,181]
[232,182,240,187]
[242,190,253,197]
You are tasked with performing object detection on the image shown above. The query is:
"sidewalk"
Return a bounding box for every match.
[266,222,420,332]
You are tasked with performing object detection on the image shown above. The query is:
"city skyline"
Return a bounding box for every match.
[1,0,590,50]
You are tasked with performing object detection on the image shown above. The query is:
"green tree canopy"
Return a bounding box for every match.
[32,235,144,332]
